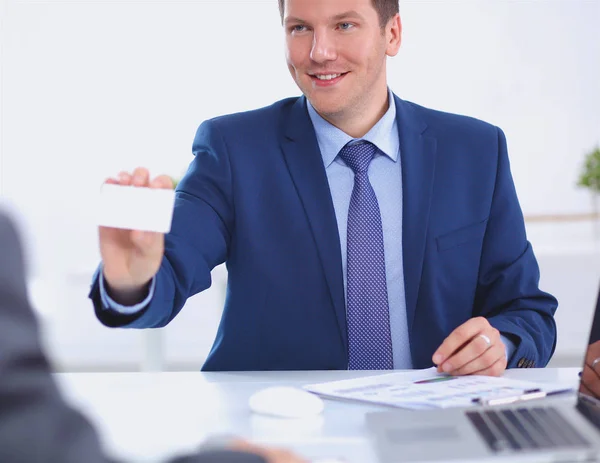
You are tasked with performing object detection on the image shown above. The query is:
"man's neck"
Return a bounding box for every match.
[318,89,390,139]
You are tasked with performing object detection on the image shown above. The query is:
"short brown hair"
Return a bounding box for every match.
[278,0,399,28]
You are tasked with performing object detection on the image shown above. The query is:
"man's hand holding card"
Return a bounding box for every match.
[97,167,175,305]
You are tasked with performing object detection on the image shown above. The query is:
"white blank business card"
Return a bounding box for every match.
[97,184,176,233]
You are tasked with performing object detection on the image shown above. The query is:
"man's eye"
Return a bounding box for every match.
[339,23,354,30]
[292,25,307,33]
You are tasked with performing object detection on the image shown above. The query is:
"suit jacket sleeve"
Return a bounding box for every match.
[476,128,558,368]
[0,211,264,463]
[89,119,233,328]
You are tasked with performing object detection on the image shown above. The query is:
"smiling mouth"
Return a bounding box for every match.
[309,72,348,81]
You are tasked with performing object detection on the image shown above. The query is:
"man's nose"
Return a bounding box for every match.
[310,31,337,63]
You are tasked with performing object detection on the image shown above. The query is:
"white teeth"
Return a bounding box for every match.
[314,74,341,80]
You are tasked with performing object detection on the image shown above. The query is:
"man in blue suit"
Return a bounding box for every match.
[89,0,557,375]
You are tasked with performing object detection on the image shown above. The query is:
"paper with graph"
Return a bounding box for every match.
[303,368,572,410]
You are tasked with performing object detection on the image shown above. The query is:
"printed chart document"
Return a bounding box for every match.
[304,368,573,410]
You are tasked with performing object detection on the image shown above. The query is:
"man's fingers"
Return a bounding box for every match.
[132,166,150,187]
[229,439,309,463]
[586,359,600,378]
[468,355,507,377]
[229,439,262,453]
[580,382,596,398]
[150,174,176,190]
[117,171,132,185]
[107,169,170,190]
[437,339,469,373]
[432,317,490,366]
[448,344,505,376]
[580,379,600,399]
[130,230,162,250]
[438,333,497,373]
[581,364,600,399]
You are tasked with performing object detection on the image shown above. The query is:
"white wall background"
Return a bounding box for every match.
[1,0,599,371]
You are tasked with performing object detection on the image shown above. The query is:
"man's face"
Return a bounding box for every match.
[283,0,400,119]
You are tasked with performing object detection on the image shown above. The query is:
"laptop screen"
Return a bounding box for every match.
[577,289,600,409]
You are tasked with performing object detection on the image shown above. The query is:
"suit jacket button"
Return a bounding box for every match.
[517,358,525,368]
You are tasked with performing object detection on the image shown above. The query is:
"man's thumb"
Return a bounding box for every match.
[130,230,155,249]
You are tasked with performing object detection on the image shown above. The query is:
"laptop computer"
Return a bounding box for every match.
[365,289,600,462]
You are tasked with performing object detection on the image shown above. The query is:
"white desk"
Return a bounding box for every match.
[54,368,581,463]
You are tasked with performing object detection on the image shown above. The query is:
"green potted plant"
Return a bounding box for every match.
[578,146,600,194]
[578,146,600,238]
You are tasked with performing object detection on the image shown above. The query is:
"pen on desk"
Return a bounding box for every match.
[472,388,545,406]
[471,388,544,406]
[472,388,573,406]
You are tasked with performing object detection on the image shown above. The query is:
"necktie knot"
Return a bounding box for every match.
[338,141,377,174]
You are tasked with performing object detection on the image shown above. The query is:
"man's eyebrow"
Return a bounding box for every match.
[331,10,365,21]
[284,16,307,25]
[284,10,365,26]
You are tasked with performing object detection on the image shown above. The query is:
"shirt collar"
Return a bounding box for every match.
[307,89,399,168]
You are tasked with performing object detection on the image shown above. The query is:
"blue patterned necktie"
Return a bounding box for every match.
[339,141,394,370]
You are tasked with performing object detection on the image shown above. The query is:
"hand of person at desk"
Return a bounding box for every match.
[432,317,507,377]
[579,340,600,399]
[229,440,309,463]
[99,166,174,305]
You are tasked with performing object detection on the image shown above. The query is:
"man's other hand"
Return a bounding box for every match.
[432,317,507,377]
[580,340,600,399]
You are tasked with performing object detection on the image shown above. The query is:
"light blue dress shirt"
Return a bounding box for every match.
[306,91,412,369]
[99,266,155,315]
[100,90,515,368]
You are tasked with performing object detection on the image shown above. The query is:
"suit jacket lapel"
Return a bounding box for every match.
[280,97,348,352]
[395,95,437,334]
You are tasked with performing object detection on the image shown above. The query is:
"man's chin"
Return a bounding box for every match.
[305,95,345,118]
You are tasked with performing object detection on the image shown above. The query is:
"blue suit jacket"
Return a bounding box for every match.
[90,94,557,371]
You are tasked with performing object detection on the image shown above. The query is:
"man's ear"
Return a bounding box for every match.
[386,13,402,57]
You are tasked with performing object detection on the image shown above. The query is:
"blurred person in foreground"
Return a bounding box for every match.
[0,207,306,463]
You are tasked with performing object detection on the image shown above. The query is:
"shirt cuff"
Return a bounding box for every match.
[500,334,517,362]
[99,267,155,315]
